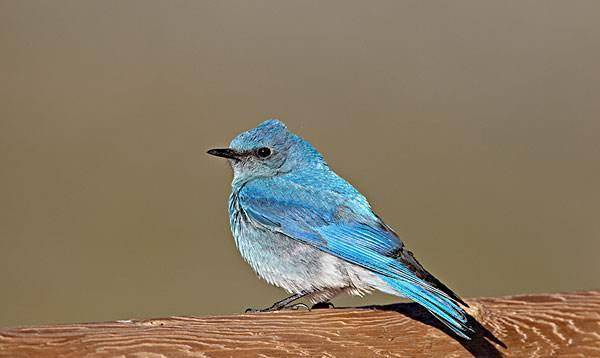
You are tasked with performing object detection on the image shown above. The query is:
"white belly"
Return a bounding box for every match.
[232,220,397,303]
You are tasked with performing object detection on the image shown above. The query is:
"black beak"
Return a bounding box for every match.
[207,148,241,160]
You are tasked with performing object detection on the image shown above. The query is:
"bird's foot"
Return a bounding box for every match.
[311,301,335,309]
[287,303,310,311]
[245,302,310,313]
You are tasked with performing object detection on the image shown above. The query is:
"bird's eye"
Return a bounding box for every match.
[256,147,272,158]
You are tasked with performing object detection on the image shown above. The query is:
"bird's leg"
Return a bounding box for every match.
[245,292,308,313]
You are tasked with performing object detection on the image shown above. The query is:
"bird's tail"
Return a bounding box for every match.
[381,276,474,339]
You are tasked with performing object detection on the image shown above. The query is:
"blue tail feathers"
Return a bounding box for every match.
[381,276,474,339]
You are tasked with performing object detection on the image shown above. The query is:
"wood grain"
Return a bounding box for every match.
[1,291,599,357]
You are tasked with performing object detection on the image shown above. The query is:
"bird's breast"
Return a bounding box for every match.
[227,191,352,294]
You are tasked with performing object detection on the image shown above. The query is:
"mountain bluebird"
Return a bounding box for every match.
[208,119,473,339]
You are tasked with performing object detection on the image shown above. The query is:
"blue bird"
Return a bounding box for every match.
[208,119,473,339]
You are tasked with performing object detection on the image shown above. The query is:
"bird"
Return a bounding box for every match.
[207,119,473,339]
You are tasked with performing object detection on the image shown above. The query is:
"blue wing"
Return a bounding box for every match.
[237,174,473,339]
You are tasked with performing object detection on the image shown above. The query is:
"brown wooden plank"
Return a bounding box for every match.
[1,291,599,357]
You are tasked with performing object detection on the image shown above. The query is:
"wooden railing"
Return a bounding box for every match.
[0,290,598,357]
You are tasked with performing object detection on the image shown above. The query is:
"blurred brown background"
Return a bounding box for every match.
[1,1,599,328]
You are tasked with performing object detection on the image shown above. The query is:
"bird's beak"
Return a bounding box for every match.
[207,148,242,160]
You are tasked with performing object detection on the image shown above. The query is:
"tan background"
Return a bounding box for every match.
[1,1,599,328]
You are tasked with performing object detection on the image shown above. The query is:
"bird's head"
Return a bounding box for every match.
[208,119,325,186]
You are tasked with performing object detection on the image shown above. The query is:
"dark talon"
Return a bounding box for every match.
[244,292,314,313]
[245,307,277,313]
[311,301,335,309]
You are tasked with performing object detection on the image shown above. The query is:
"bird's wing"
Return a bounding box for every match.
[237,176,472,339]
[238,177,405,266]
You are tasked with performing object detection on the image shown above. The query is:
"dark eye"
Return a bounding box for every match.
[256,147,272,158]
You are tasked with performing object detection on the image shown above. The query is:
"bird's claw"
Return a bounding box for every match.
[244,302,310,313]
[288,303,310,311]
[311,301,335,309]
